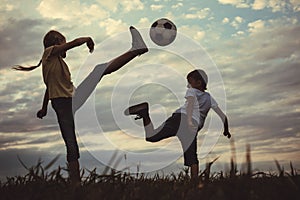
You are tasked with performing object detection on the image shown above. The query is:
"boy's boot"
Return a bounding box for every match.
[124,102,149,120]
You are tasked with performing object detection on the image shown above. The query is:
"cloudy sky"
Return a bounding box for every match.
[0,0,299,179]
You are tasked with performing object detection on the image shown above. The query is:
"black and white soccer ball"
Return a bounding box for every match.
[149,18,177,46]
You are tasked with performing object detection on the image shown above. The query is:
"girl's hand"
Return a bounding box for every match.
[37,109,47,119]
[87,37,94,53]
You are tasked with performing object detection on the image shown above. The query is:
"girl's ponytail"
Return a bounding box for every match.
[13,30,65,72]
[13,59,42,71]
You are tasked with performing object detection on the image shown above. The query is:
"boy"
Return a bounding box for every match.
[124,69,231,179]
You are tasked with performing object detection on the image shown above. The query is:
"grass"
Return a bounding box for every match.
[1,145,300,200]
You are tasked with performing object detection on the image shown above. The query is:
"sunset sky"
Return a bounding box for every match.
[0,0,299,179]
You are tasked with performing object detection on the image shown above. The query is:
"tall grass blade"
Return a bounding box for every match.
[45,154,61,170]
[290,161,295,177]
[200,156,220,182]
[230,138,237,178]
[246,144,252,176]
[17,155,29,170]
[274,159,284,177]
[103,150,119,175]
[112,153,124,172]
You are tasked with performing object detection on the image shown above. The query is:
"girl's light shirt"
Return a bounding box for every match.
[42,46,75,99]
[175,88,218,128]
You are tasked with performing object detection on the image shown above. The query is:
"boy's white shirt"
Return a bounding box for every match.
[175,87,218,127]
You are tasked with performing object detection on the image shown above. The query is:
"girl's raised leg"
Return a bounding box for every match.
[73,26,148,112]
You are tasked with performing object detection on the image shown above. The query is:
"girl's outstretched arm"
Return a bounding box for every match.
[212,106,231,138]
[37,89,49,119]
[51,37,94,56]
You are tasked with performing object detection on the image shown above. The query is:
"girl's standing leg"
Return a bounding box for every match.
[191,163,199,180]
[51,98,81,184]
[73,26,148,112]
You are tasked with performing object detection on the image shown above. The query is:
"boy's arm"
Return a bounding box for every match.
[37,89,49,119]
[186,96,197,132]
[51,37,94,56]
[212,106,231,138]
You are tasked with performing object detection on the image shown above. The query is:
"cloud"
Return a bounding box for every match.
[244,19,300,62]
[248,19,265,34]
[221,16,244,29]
[95,0,144,12]
[230,16,244,29]
[219,0,299,12]
[194,31,206,41]
[184,8,211,20]
[290,0,300,12]
[121,0,144,11]
[138,17,151,28]
[267,0,289,12]
[218,0,250,8]
[172,2,183,9]
[179,25,206,41]
[0,68,58,135]
[0,18,44,69]
[232,30,245,37]
[222,17,230,24]
[234,16,244,24]
[98,18,128,36]
[37,0,109,25]
[150,4,164,11]
[252,0,300,12]
[252,0,266,10]
[208,16,300,160]
[0,2,16,12]
[95,0,119,12]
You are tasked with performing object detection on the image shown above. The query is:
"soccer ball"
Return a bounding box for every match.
[149,18,177,46]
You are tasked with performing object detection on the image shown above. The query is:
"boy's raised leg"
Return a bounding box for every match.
[124,102,154,138]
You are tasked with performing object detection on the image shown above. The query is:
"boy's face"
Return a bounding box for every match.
[187,77,201,89]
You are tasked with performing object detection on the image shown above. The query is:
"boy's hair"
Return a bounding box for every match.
[13,30,65,71]
[187,69,208,90]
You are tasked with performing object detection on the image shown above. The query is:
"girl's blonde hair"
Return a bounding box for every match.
[13,30,65,71]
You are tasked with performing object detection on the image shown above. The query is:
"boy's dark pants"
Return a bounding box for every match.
[146,113,199,166]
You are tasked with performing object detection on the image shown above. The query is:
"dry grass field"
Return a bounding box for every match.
[1,147,299,200]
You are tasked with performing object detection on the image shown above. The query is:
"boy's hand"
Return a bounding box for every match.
[223,130,231,139]
[188,120,197,133]
[86,37,94,53]
[37,109,47,119]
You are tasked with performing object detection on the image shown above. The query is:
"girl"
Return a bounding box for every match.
[124,69,231,180]
[14,26,148,184]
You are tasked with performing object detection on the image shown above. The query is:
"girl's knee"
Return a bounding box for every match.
[146,137,158,143]
[66,144,80,162]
